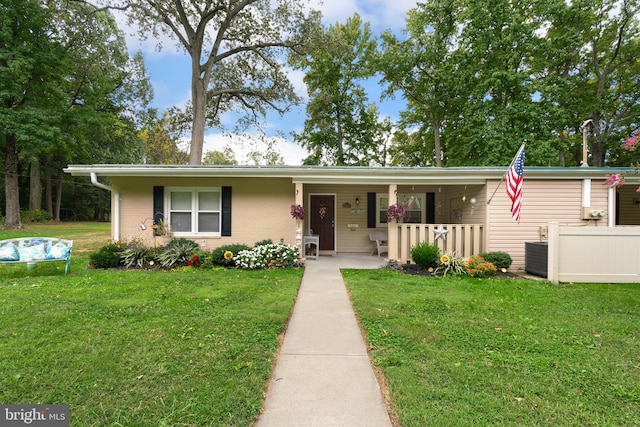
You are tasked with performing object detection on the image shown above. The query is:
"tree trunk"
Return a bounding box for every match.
[29,157,42,211]
[433,117,442,167]
[3,134,22,229]
[590,113,605,167]
[44,159,53,218]
[189,74,207,165]
[54,173,63,221]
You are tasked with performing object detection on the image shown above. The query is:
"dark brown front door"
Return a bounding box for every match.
[309,195,335,251]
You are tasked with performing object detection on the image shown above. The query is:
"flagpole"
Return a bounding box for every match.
[487,142,526,205]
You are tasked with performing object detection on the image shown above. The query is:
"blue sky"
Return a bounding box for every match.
[120,1,419,164]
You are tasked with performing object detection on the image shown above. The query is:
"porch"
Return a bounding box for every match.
[295,181,487,264]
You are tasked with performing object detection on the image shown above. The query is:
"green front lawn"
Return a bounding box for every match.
[0,223,303,426]
[344,269,640,426]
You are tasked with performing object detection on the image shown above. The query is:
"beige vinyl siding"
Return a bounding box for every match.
[486,178,610,271]
[440,185,486,225]
[112,177,296,249]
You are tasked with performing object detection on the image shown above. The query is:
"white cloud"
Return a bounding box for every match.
[286,66,309,100]
[203,132,308,165]
[317,0,415,32]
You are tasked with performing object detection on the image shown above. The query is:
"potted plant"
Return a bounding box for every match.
[387,203,405,222]
[290,204,305,220]
[153,219,173,246]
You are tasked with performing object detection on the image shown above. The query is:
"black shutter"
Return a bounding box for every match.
[367,192,376,228]
[426,192,435,224]
[153,186,164,223]
[222,186,232,236]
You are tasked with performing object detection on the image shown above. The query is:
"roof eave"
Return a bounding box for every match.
[63,164,637,184]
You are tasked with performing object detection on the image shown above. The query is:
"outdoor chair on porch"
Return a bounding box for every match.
[369,231,388,257]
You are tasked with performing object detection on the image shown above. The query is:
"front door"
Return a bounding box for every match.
[309,195,335,251]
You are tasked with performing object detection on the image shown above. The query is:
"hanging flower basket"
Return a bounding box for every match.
[387,203,405,222]
[290,204,305,220]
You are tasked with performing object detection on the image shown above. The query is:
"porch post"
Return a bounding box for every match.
[295,183,304,260]
[388,184,398,261]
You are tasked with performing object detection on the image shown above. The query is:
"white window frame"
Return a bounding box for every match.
[166,187,222,236]
[376,193,425,227]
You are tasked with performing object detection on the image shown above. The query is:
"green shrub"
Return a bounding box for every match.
[157,238,199,268]
[89,242,125,269]
[211,243,251,267]
[192,249,213,268]
[20,209,50,223]
[234,243,300,270]
[479,251,513,270]
[254,238,274,247]
[463,255,497,278]
[121,240,157,268]
[410,242,441,269]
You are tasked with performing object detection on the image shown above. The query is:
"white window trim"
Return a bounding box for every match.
[376,193,425,227]
[166,186,222,236]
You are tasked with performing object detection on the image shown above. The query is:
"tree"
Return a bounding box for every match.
[448,0,554,166]
[114,0,320,164]
[202,148,238,165]
[379,0,463,167]
[47,2,151,220]
[1,0,66,229]
[140,110,189,164]
[245,135,284,165]
[291,14,387,166]
[379,0,639,167]
[549,0,640,167]
[1,0,152,227]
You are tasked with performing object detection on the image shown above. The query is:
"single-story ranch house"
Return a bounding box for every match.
[64,164,640,281]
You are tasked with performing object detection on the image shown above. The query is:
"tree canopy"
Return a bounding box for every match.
[1,0,151,228]
[114,0,321,164]
[291,14,390,166]
[379,0,640,167]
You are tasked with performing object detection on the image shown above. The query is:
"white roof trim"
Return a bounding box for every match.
[63,164,637,184]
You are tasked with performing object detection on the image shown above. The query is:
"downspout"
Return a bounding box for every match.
[582,179,591,209]
[90,172,119,241]
[608,186,615,227]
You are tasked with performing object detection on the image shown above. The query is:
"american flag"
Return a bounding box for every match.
[506,144,525,222]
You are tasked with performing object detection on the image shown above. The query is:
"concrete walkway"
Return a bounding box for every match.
[256,255,392,427]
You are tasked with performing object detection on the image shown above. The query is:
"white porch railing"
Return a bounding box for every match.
[390,224,485,264]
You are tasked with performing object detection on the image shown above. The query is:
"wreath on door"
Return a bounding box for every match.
[318,203,326,220]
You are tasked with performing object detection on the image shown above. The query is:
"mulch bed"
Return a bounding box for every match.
[397,263,521,279]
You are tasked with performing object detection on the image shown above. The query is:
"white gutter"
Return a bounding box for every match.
[90,172,119,241]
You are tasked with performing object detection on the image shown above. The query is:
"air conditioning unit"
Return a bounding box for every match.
[525,242,548,278]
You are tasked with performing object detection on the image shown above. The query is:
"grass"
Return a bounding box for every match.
[0,222,303,426]
[343,269,640,427]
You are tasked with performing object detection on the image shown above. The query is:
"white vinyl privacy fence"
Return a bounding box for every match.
[547,222,640,284]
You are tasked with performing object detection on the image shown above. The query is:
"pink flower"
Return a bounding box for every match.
[603,173,625,188]
[387,203,405,222]
[621,129,639,151]
[290,204,305,220]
